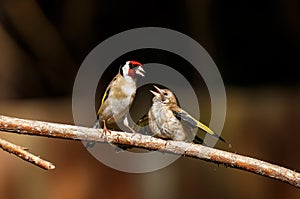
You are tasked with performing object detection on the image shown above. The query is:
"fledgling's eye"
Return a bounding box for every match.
[163,92,168,96]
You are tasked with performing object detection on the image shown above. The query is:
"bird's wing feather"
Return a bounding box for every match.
[171,107,231,147]
[136,114,149,127]
[101,86,110,105]
[170,106,214,135]
[97,75,118,116]
[134,114,152,135]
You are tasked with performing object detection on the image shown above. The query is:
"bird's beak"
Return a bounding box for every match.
[153,85,163,94]
[150,90,160,97]
[150,85,163,97]
[135,66,145,77]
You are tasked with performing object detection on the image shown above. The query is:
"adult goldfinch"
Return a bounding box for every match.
[94,60,145,133]
[148,85,230,146]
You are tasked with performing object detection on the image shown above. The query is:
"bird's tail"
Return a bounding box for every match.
[86,118,101,148]
[196,121,232,148]
[93,118,101,129]
[193,136,204,145]
[216,135,232,148]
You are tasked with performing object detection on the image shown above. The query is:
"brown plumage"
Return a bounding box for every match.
[94,61,145,132]
[148,85,231,147]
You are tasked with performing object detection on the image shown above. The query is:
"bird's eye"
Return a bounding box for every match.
[163,93,168,96]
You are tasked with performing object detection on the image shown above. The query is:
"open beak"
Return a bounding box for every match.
[150,90,160,97]
[135,66,145,77]
[150,85,163,97]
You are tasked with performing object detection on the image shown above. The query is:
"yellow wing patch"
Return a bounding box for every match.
[196,121,214,135]
[97,86,110,116]
[101,90,108,105]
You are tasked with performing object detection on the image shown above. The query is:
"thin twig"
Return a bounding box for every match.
[0,115,299,188]
[0,137,55,170]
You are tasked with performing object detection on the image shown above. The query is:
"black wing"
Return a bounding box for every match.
[172,109,198,129]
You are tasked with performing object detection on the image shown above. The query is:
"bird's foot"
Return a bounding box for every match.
[123,116,138,134]
[102,126,112,136]
[102,126,112,145]
[127,125,138,135]
[102,120,112,136]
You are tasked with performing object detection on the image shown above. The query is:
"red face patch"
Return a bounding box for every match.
[128,68,135,78]
[129,61,142,66]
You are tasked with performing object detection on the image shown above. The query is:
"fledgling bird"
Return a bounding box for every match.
[87,61,145,148]
[148,85,231,146]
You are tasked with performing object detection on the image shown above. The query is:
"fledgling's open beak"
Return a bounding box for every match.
[150,85,163,97]
[135,66,145,77]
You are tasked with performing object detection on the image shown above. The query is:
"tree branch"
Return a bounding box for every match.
[0,115,299,188]
[0,137,55,170]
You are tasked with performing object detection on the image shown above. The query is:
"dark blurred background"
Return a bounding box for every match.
[0,0,299,199]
